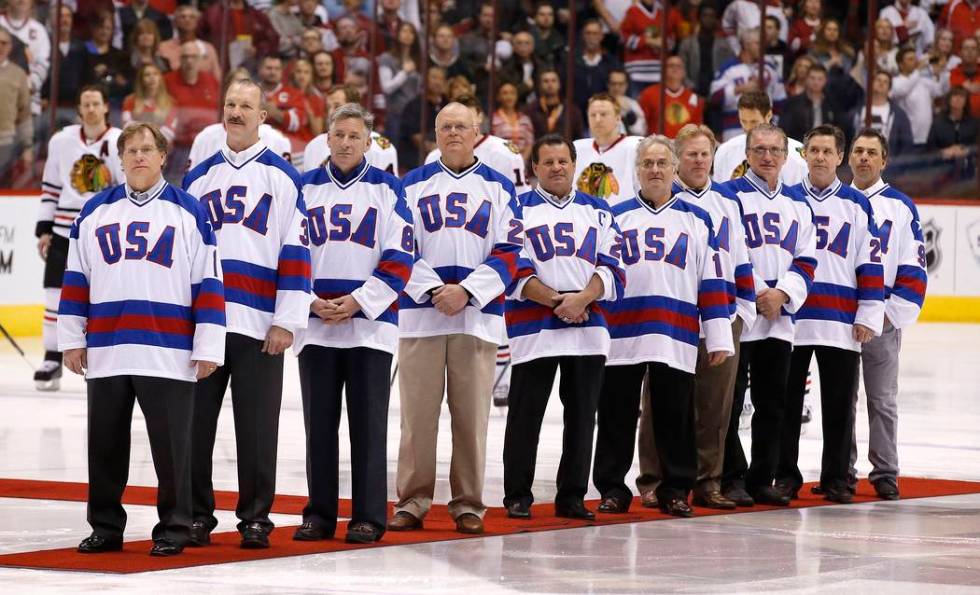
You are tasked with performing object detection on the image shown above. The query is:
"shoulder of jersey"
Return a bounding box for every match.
[573,138,592,150]
[371,131,394,150]
[782,183,809,203]
[714,57,741,76]
[724,176,755,193]
[50,124,80,144]
[671,197,715,230]
[611,196,641,217]
[474,161,517,192]
[402,161,444,187]
[879,184,920,217]
[199,123,224,138]
[76,183,126,222]
[256,148,303,186]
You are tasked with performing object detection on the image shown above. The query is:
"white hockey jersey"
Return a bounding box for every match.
[0,14,50,115]
[38,126,124,239]
[851,179,927,329]
[400,158,523,345]
[712,133,808,186]
[187,123,292,172]
[303,131,399,175]
[604,195,735,373]
[792,178,885,351]
[709,59,787,140]
[58,180,226,381]
[505,188,625,365]
[572,135,642,207]
[182,141,311,340]
[721,0,789,53]
[294,159,414,355]
[723,170,818,344]
[672,179,757,330]
[426,134,530,195]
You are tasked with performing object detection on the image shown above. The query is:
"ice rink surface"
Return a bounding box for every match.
[0,323,978,593]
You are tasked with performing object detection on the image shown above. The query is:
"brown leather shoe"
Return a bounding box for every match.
[455,513,484,534]
[692,490,737,510]
[597,496,630,514]
[386,511,423,531]
[640,490,658,508]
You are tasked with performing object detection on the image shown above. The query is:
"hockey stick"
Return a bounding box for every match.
[0,322,36,371]
[491,359,510,392]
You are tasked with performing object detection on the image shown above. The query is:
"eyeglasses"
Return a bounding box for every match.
[748,146,787,156]
[437,123,474,134]
[638,159,672,170]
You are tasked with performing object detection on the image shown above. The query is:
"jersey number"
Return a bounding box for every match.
[96,222,175,268]
[199,186,272,234]
[525,224,598,263]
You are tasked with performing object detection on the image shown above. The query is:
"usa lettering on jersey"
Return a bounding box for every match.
[505,189,625,365]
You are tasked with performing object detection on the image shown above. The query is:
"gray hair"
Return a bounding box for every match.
[328,102,375,132]
[739,26,760,46]
[745,122,788,153]
[636,134,679,169]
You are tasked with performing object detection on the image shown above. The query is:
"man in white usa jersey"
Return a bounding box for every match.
[424,94,530,407]
[709,28,786,141]
[501,135,625,521]
[186,121,292,172]
[389,103,523,536]
[593,135,734,518]
[719,123,817,508]
[846,128,928,502]
[634,124,757,511]
[573,93,643,207]
[292,103,414,545]
[34,85,124,391]
[60,123,225,557]
[182,79,311,549]
[774,125,885,505]
[303,84,399,175]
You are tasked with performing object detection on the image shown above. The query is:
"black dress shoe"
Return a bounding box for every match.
[345,521,383,544]
[188,520,211,547]
[506,501,531,519]
[240,522,270,549]
[822,484,855,504]
[774,479,800,500]
[149,539,183,557]
[722,486,755,507]
[692,490,737,510]
[873,478,900,501]
[754,486,791,506]
[659,497,694,518]
[77,534,123,554]
[293,521,333,541]
[597,496,631,513]
[555,501,595,520]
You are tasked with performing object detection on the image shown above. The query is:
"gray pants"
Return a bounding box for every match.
[850,325,903,483]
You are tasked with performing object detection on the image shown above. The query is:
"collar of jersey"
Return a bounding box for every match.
[327,157,369,189]
[438,156,482,179]
[636,191,676,215]
[851,177,888,199]
[534,186,575,209]
[592,134,628,154]
[674,178,711,199]
[744,169,783,200]
[124,177,167,207]
[803,177,841,202]
[221,140,267,169]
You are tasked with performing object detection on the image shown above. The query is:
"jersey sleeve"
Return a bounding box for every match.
[188,212,226,365]
[887,205,927,328]
[351,186,416,320]
[57,219,91,351]
[507,245,537,301]
[594,209,626,302]
[458,188,524,308]
[697,221,735,356]
[774,202,818,313]
[719,186,758,328]
[272,177,313,333]
[37,136,61,236]
[853,198,885,334]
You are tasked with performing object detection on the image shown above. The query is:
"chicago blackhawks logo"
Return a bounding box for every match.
[576,162,620,199]
[70,154,113,194]
[372,134,392,150]
[731,159,750,179]
[666,102,691,127]
[505,140,521,154]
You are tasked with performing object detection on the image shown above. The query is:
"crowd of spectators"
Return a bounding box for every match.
[0,0,978,192]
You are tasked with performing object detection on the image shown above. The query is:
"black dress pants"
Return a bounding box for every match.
[502,355,606,508]
[298,345,392,535]
[777,344,859,491]
[722,338,793,495]
[594,361,697,502]
[192,332,284,534]
[87,374,194,544]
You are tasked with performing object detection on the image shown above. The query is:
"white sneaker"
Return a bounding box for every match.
[34,360,62,392]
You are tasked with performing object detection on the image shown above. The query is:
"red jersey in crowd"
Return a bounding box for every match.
[164,70,221,147]
[620,1,682,87]
[940,0,980,49]
[637,84,705,138]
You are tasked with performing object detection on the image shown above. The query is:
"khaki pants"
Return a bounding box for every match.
[394,334,497,520]
[636,318,743,495]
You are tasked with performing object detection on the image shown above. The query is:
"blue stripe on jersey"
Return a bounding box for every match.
[277,244,312,292]
[797,282,858,324]
[312,278,398,325]
[398,265,504,316]
[59,271,90,317]
[89,299,193,320]
[602,295,700,346]
[191,278,227,326]
[182,150,226,191]
[505,300,608,338]
[222,259,277,313]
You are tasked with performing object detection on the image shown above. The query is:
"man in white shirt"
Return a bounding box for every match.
[891,47,944,147]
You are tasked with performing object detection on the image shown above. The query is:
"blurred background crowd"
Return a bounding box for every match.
[0,0,977,196]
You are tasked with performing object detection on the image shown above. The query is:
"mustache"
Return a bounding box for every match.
[227,116,246,125]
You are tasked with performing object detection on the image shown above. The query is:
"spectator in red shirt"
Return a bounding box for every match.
[290,57,326,140]
[789,0,823,56]
[159,5,222,80]
[199,0,279,71]
[940,0,980,50]
[950,37,980,115]
[637,55,705,137]
[164,40,220,178]
[258,54,309,146]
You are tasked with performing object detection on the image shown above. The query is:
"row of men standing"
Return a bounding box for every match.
[53,81,926,556]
